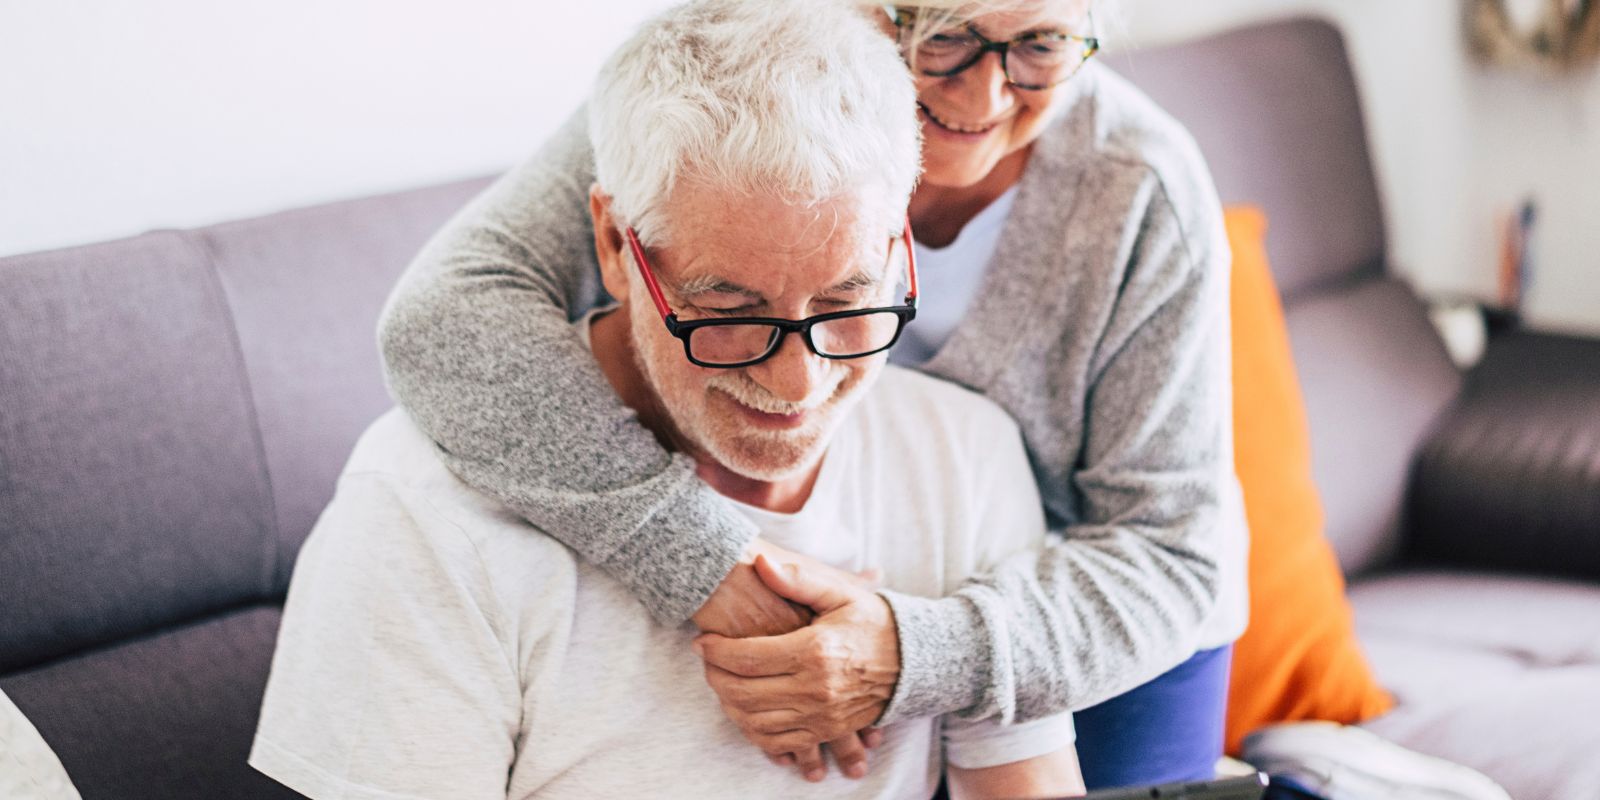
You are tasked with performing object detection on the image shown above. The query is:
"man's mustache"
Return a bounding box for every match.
[706,369,845,415]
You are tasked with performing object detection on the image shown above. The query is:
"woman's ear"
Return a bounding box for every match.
[589,185,631,301]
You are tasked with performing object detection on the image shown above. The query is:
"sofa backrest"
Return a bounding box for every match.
[199,181,491,586]
[1109,18,1462,577]
[1107,17,1387,301]
[0,178,488,674]
[0,232,280,674]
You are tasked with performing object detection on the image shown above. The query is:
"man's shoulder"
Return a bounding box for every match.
[327,409,580,587]
[341,408,449,479]
[344,410,537,523]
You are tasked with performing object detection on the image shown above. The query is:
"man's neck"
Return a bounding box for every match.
[693,462,822,515]
[588,307,819,514]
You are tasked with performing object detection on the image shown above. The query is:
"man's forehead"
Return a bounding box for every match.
[664,181,896,242]
[648,182,903,294]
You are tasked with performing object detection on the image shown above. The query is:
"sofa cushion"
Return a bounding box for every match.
[1351,571,1600,800]
[202,178,492,591]
[1408,331,1600,580]
[0,605,303,800]
[1284,278,1461,577]
[1107,17,1387,300]
[0,232,277,673]
[1223,207,1392,755]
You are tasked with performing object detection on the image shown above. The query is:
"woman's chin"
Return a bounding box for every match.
[919,158,997,190]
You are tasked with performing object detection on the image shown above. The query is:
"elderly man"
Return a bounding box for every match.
[250,0,1082,797]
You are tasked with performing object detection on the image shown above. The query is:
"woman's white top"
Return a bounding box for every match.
[893,187,1020,368]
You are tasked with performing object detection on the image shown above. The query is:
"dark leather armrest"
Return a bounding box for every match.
[1406,331,1600,580]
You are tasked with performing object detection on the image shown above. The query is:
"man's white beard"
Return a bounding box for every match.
[630,309,852,483]
[702,370,846,482]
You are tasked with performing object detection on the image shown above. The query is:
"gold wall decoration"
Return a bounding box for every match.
[1467,0,1600,70]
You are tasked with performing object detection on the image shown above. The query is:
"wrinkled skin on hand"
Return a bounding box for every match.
[692,548,901,783]
[691,556,815,639]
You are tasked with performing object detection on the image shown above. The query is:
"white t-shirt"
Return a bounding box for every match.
[250,367,1075,800]
[1,689,82,800]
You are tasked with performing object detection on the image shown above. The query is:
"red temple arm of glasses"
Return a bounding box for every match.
[625,227,676,321]
[902,217,918,303]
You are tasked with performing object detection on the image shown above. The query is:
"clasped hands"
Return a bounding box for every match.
[689,539,901,783]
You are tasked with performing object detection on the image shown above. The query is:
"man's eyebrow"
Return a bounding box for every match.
[674,275,762,299]
[674,271,881,298]
[825,271,881,294]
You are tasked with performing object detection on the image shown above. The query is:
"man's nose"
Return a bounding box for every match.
[749,332,832,405]
[949,49,1012,120]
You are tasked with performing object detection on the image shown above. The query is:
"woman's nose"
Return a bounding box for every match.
[947,49,1013,120]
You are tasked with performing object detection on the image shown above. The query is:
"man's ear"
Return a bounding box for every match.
[590,185,631,302]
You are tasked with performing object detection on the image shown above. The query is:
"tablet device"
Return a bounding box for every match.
[1076,772,1269,800]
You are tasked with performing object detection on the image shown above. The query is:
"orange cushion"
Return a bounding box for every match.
[1224,206,1394,755]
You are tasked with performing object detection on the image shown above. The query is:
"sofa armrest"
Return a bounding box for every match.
[1406,331,1600,580]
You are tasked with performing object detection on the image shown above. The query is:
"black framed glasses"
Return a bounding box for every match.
[894,9,1100,91]
[624,220,919,369]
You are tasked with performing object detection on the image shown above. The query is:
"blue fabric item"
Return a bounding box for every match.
[1073,645,1233,789]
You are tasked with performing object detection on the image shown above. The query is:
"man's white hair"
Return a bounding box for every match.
[589,0,920,246]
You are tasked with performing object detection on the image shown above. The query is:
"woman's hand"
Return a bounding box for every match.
[694,554,902,781]
[690,541,814,639]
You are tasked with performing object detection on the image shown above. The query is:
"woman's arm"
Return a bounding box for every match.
[947,746,1085,800]
[943,698,1083,800]
[377,108,759,625]
[882,174,1235,725]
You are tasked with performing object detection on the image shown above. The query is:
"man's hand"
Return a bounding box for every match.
[694,555,902,778]
[690,539,814,638]
[695,544,889,783]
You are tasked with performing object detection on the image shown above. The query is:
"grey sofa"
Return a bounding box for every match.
[1109,21,1600,799]
[0,180,488,799]
[2,16,1596,800]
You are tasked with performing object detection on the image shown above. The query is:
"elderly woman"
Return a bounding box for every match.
[379,0,1245,789]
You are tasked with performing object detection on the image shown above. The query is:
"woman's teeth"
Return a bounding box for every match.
[920,103,994,134]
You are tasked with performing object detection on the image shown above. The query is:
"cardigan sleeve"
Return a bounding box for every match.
[376,108,758,625]
[880,168,1234,724]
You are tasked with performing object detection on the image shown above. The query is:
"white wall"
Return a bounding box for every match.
[1115,0,1600,336]
[0,0,673,255]
[3,0,1596,334]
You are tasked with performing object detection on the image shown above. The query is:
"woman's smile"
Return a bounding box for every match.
[918,101,1008,137]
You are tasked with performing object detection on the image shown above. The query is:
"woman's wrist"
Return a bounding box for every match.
[603,472,760,625]
[876,589,991,724]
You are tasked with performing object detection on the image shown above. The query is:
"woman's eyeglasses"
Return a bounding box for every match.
[895,9,1100,91]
